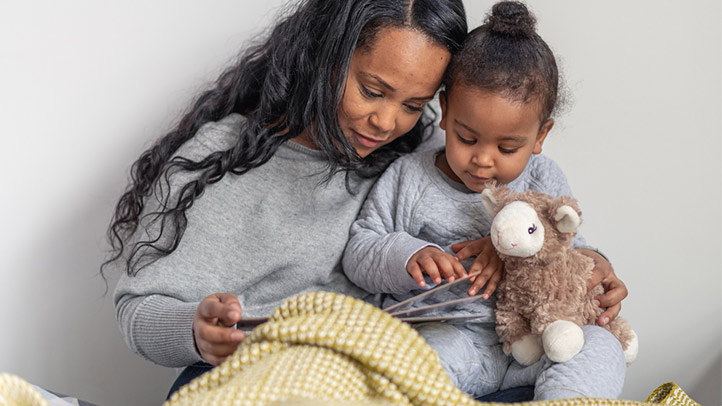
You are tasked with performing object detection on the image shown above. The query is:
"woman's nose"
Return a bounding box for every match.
[369,104,397,134]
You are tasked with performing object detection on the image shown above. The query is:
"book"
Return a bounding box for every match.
[236,273,488,330]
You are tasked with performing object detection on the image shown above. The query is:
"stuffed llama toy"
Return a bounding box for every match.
[480,184,638,366]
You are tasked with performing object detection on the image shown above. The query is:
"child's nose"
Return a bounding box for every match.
[472,149,493,167]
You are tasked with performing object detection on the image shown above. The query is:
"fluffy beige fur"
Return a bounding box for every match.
[482,184,636,364]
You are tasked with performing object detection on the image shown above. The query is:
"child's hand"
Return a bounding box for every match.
[407,246,468,287]
[193,293,246,366]
[452,236,504,299]
[577,248,628,326]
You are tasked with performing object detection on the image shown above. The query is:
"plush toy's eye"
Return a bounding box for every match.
[528,224,537,234]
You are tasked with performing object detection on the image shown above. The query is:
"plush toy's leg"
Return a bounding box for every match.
[542,320,584,363]
[623,329,639,363]
[510,334,543,366]
[533,325,626,400]
[604,317,639,364]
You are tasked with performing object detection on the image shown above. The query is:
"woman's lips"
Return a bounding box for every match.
[353,130,383,148]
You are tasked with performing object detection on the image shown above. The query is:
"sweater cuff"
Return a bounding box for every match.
[131,295,205,367]
[385,233,443,292]
[577,245,612,265]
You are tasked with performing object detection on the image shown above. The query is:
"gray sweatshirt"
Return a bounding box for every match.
[113,114,377,367]
[342,148,587,339]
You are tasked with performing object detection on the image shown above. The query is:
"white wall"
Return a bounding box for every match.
[1,1,719,405]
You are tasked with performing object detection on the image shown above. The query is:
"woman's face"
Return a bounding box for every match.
[339,27,451,157]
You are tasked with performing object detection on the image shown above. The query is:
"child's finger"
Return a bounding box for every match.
[450,240,473,254]
[453,241,480,262]
[419,257,442,284]
[467,257,489,282]
[437,260,458,283]
[480,269,502,299]
[406,262,426,287]
[467,272,489,296]
[452,258,468,279]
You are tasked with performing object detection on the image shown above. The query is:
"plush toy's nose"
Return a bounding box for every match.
[490,201,545,258]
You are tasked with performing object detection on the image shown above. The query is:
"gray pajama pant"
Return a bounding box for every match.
[415,323,626,400]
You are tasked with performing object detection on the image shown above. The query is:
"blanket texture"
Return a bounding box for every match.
[0,292,700,406]
[163,292,695,406]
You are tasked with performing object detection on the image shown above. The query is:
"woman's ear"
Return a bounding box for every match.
[439,90,448,131]
[533,118,554,154]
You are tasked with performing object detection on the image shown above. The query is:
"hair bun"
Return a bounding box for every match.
[487,1,536,38]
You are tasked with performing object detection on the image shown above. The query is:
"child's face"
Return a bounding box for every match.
[438,85,553,193]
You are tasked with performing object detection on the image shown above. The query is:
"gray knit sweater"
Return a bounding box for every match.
[113,114,377,367]
[342,148,588,334]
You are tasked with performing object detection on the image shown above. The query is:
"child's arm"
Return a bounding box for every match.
[343,157,464,294]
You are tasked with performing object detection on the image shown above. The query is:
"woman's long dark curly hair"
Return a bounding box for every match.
[102,0,467,278]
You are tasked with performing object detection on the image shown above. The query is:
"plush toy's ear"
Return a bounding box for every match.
[481,188,500,215]
[554,205,581,233]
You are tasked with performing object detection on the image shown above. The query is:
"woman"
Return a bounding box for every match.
[102,0,627,400]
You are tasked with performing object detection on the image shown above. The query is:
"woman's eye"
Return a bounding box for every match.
[528,224,537,234]
[360,85,382,99]
[457,134,475,145]
[404,104,425,113]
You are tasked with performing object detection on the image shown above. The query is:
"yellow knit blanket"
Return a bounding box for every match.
[0,292,700,406]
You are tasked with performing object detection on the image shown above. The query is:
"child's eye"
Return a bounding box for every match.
[360,85,382,99]
[499,147,519,154]
[457,134,475,145]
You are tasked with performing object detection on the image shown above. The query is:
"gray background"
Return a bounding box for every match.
[1,1,719,405]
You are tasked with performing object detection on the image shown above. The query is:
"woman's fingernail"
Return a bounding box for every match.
[229,311,241,320]
[593,299,600,307]
[601,317,609,326]
[231,331,244,341]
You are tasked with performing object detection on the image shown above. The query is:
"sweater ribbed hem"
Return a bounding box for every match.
[131,295,204,367]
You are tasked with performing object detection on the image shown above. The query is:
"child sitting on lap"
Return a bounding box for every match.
[342,1,627,401]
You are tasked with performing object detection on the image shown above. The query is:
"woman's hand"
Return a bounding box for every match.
[193,293,246,366]
[577,248,629,326]
[407,246,468,287]
[452,237,504,299]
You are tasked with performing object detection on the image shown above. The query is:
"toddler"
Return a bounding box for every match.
[343,1,627,401]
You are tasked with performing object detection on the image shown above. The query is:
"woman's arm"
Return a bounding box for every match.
[577,248,628,326]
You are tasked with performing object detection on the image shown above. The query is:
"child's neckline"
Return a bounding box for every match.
[429,149,480,196]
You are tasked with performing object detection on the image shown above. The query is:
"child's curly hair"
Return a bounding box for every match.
[444,1,562,122]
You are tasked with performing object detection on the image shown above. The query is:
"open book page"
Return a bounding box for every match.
[237,274,489,330]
